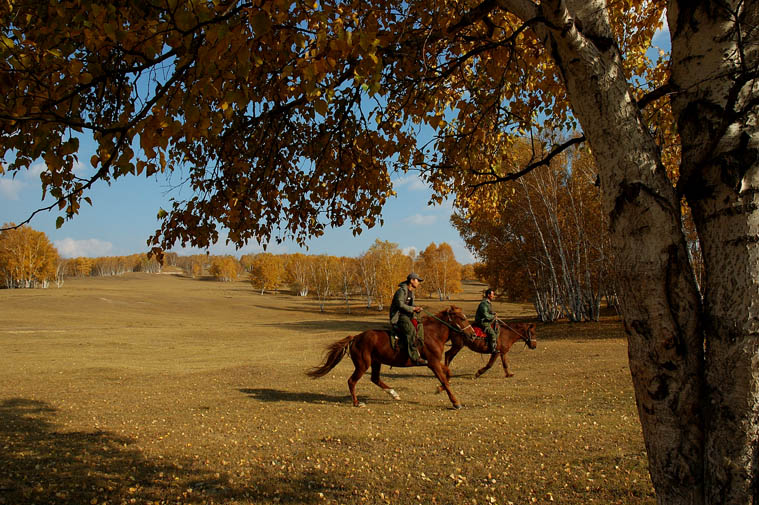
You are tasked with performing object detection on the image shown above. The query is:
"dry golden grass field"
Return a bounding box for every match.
[0,273,655,505]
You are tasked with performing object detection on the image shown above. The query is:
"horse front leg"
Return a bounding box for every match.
[429,361,461,409]
[444,343,462,367]
[474,353,498,379]
[436,361,454,394]
[499,352,514,378]
[371,361,400,401]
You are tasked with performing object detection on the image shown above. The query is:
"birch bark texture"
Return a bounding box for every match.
[496,0,758,503]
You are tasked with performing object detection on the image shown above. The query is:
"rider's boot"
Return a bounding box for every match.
[489,335,498,354]
[410,345,427,365]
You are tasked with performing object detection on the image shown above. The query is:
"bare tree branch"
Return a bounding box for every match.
[637,82,676,110]
[468,135,586,191]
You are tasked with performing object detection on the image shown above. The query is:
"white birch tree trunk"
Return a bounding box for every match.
[501,0,707,502]
[668,3,759,503]
[502,0,759,502]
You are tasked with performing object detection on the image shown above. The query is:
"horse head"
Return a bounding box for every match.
[522,323,538,349]
[440,305,477,338]
[497,321,538,349]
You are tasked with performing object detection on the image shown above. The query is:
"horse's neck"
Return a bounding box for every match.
[423,317,450,343]
[501,325,522,344]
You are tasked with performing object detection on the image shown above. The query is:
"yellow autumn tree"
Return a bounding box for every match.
[177,254,208,278]
[417,242,462,301]
[209,256,240,282]
[73,257,94,277]
[358,240,413,311]
[335,256,359,313]
[0,224,59,288]
[248,253,284,294]
[453,141,611,321]
[460,263,477,282]
[309,254,340,312]
[283,253,313,296]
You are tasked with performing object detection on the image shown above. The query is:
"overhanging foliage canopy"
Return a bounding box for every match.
[0,0,665,253]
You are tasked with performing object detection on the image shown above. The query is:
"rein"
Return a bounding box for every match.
[421,309,473,335]
[496,318,534,348]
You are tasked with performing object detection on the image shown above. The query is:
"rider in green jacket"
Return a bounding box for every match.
[475,288,499,354]
[390,273,426,365]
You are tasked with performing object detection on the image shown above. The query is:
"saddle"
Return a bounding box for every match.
[389,328,399,350]
[471,323,496,340]
[389,319,419,350]
[472,326,487,339]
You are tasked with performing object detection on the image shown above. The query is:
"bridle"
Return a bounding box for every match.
[497,318,535,348]
[423,309,476,336]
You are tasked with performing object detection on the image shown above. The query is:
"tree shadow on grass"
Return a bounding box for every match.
[248,301,389,319]
[239,388,352,405]
[238,387,430,409]
[0,398,339,505]
[270,319,383,334]
[534,317,624,341]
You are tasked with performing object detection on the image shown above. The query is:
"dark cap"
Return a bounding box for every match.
[407,272,423,282]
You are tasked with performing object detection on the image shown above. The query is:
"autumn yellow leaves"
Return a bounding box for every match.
[197,240,467,311]
[0,224,59,288]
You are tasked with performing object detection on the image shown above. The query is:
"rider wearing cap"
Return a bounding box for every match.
[390,272,427,365]
[475,288,499,354]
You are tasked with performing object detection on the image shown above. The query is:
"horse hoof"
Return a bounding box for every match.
[505,373,514,378]
[355,402,366,407]
[386,389,401,401]
[452,404,462,410]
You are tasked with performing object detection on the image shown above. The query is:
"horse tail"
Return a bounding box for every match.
[306,334,355,378]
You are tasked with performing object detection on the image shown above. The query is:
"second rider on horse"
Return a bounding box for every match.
[390,272,427,365]
[475,288,499,354]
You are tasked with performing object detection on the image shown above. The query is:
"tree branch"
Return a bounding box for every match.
[637,82,676,110]
[494,0,540,22]
[469,135,586,190]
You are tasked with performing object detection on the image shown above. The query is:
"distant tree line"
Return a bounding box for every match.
[0,224,169,289]
[177,239,469,312]
[0,227,474,313]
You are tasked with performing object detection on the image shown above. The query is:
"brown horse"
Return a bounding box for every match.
[307,306,476,409]
[444,320,537,379]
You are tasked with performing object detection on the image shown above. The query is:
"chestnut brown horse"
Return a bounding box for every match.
[307,306,476,409]
[444,320,537,379]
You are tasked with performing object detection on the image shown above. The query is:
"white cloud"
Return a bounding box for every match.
[0,162,49,201]
[27,162,46,179]
[450,240,476,264]
[404,214,437,226]
[54,238,114,258]
[0,177,25,200]
[393,174,428,191]
[73,159,90,177]
[402,246,418,258]
[8,161,73,183]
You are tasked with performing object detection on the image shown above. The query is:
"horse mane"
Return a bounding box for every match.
[421,305,462,325]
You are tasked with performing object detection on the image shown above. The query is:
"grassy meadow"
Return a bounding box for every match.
[0,273,655,505]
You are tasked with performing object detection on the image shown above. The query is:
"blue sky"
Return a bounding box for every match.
[0,157,476,263]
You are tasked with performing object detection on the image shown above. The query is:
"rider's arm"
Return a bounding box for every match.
[392,288,416,316]
[482,301,496,322]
